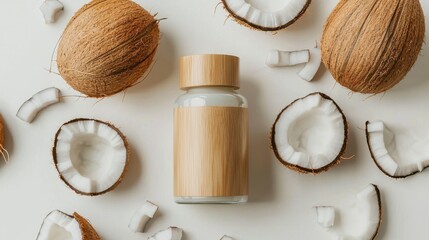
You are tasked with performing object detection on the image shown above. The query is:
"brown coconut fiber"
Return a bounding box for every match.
[57,0,160,97]
[74,212,101,240]
[321,0,425,94]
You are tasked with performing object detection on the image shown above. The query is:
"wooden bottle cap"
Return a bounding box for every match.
[179,54,240,89]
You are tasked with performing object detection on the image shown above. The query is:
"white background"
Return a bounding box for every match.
[0,0,428,239]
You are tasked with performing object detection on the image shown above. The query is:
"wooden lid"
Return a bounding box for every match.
[179,54,240,89]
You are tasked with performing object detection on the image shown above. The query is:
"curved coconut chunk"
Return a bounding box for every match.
[366,121,429,178]
[221,236,234,240]
[272,93,347,173]
[148,227,183,240]
[315,206,335,228]
[317,184,382,240]
[223,0,310,30]
[129,201,159,233]
[37,210,82,240]
[266,49,310,67]
[298,47,322,82]
[54,119,128,195]
[16,87,61,123]
[40,0,64,24]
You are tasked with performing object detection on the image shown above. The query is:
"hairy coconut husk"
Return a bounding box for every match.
[0,115,4,147]
[57,0,160,98]
[73,212,101,240]
[321,0,425,94]
[53,118,129,196]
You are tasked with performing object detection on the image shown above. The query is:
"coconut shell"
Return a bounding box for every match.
[270,92,348,174]
[222,0,311,31]
[0,115,4,147]
[53,118,130,196]
[321,0,425,94]
[57,0,160,97]
[73,212,101,240]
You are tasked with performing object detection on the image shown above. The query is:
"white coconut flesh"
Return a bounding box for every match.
[273,93,346,172]
[148,227,183,240]
[366,121,429,178]
[129,201,159,233]
[17,87,61,123]
[223,0,309,30]
[315,206,335,228]
[54,119,127,195]
[37,210,82,240]
[330,184,382,240]
[266,49,309,67]
[298,47,321,82]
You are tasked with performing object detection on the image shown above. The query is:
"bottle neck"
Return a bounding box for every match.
[186,86,237,94]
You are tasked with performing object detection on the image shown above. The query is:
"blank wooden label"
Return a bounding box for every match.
[174,106,248,197]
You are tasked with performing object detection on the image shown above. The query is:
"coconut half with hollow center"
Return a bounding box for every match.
[271,92,348,173]
[36,210,100,240]
[222,0,311,31]
[53,118,129,196]
[366,120,429,178]
[315,184,382,240]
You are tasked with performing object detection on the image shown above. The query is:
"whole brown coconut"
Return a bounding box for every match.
[321,0,425,94]
[57,0,160,97]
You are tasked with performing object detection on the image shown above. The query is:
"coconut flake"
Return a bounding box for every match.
[271,92,347,173]
[148,227,183,240]
[129,201,159,233]
[366,120,429,178]
[16,87,61,123]
[266,49,309,67]
[315,206,335,228]
[298,47,322,82]
[220,235,234,240]
[40,0,64,24]
[36,210,82,240]
[222,0,310,31]
[53,119,128,195]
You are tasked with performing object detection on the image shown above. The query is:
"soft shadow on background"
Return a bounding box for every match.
[116,143,143,193]
[125,32,177,96]
[240,79,276,203]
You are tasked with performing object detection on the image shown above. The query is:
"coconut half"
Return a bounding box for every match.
[271,92,348,173]
[17,87,61,123]
[53,119,129,196]
[36,210,100,240]
[222,0,311,31]
[366,121,429,178]
[320,184,382,240]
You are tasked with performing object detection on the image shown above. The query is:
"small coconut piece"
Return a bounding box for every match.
[271,92,348,174]
[16,87,61,123]
[298,47,321,82]
[366,121,429,178]
[266,49,309,67]
[220,235,234,240]
[40,0,64,24]
[129,201,159,233]
[222,0,311,31]
[36,210,100,240]
[315,206,335,228]
[53,118,129,196]
[326,184,382,240]
[0,115,9,163]
[148,227,183,240]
